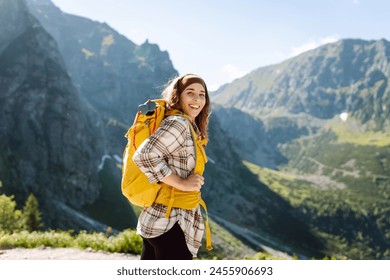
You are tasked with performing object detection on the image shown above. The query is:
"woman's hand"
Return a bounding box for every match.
[161,173,204,192]
[182,174,204,191]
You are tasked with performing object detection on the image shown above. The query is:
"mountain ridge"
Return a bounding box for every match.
[212,38,390,130]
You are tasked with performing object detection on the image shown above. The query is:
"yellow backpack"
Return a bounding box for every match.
[121,99,212,250]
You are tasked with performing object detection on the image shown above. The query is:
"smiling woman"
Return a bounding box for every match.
[130,73,212,260]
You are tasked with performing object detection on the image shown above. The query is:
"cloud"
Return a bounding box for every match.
[291,35,339,57]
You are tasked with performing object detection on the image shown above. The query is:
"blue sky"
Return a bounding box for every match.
[51,0,390,90]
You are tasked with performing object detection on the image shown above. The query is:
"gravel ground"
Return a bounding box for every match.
[0,247,139,260]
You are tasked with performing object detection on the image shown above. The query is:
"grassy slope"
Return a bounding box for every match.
[244,118,390,259]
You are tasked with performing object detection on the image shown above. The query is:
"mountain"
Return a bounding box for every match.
[211,104,292,169]
[27,0,176,126]
[24,0,180,231]
[26,0,179,168]
[212,39,390,168]
[0,0,105,229]
[212,39,390,259]
[213,39,390,129]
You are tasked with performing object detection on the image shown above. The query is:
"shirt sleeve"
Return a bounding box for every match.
[132,116,188,183]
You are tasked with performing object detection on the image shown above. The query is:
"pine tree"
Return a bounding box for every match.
[21,193,43,232]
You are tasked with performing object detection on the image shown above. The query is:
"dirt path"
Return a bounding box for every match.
[0,247,139,260]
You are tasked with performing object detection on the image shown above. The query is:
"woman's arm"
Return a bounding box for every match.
[133,116,200,191]
[161,173,204,192]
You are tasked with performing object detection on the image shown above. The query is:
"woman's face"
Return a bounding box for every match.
[179,83,206,121]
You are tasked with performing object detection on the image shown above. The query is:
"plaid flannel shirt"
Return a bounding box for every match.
[132,116,205,257]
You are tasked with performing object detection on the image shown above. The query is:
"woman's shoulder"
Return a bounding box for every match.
[158,115,191,135]
[163,115,190,127]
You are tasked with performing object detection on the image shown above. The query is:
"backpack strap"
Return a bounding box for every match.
[132,101,162,150]
[162,111,212,250]
[131,111,141,150]
[199,198,213,250]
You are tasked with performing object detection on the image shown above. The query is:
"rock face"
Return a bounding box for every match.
[0,0,104,229]
[27,0,177,125]
[1,0,180,231]
[26,0,179,162]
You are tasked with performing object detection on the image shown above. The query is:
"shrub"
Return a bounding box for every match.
[0,229,142,255]
[0,230,74,249]
[0,194,23,232]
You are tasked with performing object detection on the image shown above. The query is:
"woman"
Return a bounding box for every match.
[132,73,211,260]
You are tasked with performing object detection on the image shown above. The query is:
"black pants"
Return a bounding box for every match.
[141,222,192,260]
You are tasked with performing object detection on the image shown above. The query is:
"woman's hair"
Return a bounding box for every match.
[162,73,211,140]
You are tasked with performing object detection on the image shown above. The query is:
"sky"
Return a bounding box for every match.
[50,0,390,90]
